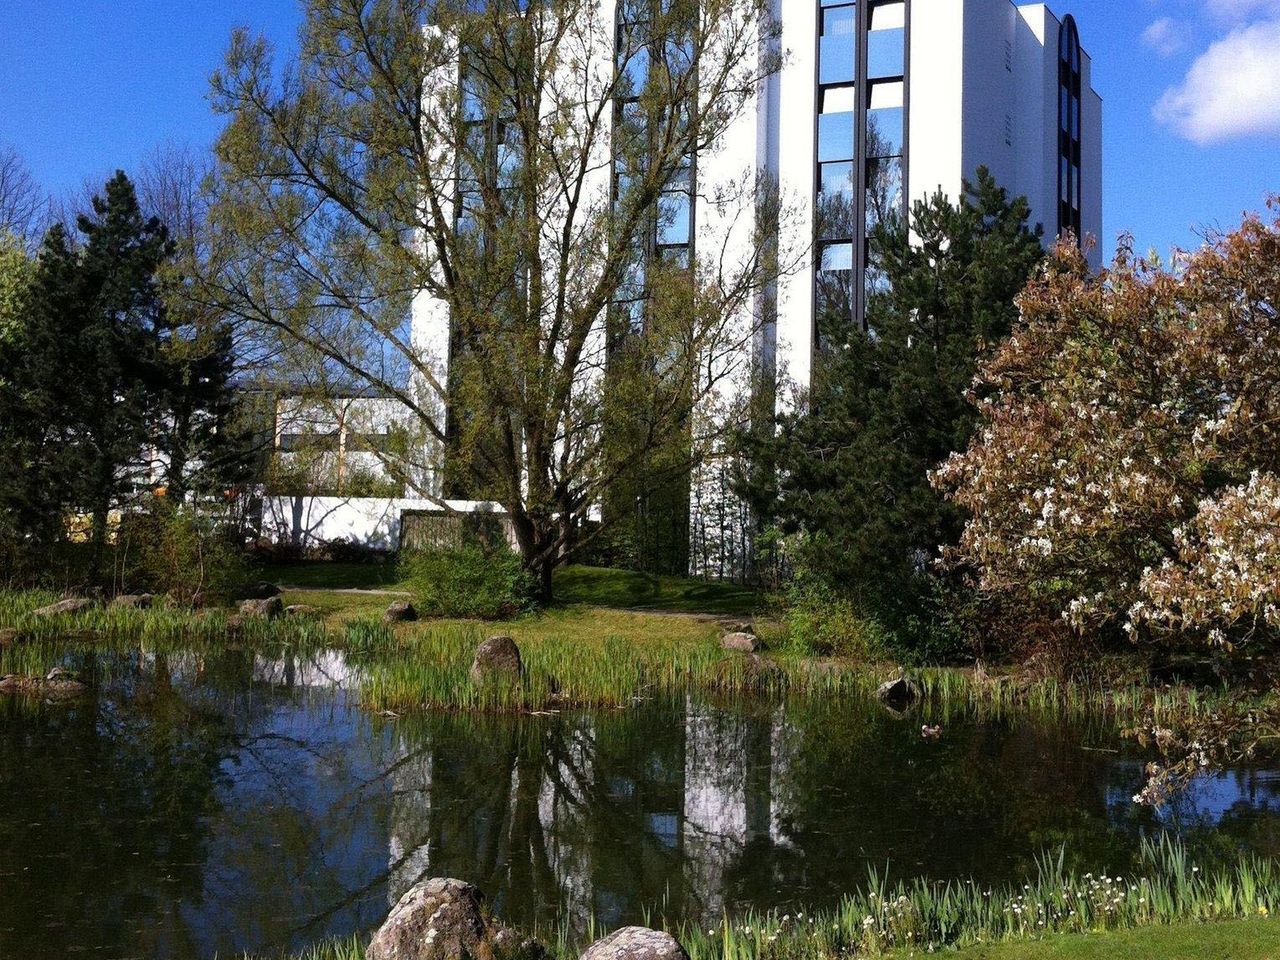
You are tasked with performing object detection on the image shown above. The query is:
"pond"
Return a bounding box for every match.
[1,648,1278,959]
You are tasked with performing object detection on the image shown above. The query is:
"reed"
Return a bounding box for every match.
[0,588,1259,726]
[264,840,1276,960]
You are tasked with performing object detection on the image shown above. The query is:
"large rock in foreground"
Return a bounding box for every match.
[239,596,284,620]
[367,877,541,960]
[876,675,922,712]
[579,927,690,960]
[31,598,95,619]
[470,635,524,685]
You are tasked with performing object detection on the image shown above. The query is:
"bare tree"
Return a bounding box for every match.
[0,144,47,242]
[207,0,793,598]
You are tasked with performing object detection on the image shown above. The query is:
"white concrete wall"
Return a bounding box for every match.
[773,0,819,406]
[908,0,967,207]
[260,496,514,551]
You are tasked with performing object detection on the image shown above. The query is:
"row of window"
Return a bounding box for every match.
[1057,15,1083,240]
[815,0,907,342]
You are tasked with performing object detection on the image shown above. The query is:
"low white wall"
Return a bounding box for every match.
[261,496,512,551]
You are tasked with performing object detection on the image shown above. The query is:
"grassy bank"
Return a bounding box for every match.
[0,581,1255,723]
[256,840,1277,960]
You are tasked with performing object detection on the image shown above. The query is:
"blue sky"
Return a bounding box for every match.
[1,0,1277,261]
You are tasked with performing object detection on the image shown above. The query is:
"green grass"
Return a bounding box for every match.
[887,919,1278,958]
[551,565,758,615]
[0,585,1254,722]
[256,559,411,592]
[267,841,1277,960]
[259,561,759,617]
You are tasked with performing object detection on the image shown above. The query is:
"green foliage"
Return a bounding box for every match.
[117,500,249,603]
[782,556,887,659]
[403,545,534,620]
[738,169,1045,658]
[0,172,256,584]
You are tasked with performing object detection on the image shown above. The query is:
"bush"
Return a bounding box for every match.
[782,566,888,660]
[403,545,533,619]
[117,501,249,603]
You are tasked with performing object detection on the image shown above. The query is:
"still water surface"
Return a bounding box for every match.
[1,648,1277,959]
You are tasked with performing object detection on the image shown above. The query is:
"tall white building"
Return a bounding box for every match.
[268,1,1102,563]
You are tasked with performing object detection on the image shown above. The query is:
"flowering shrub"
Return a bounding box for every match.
[934,203,1280,651]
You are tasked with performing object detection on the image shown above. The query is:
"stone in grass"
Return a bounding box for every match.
[111,593,153,610]
[31,598,95,619]
[239,596,284,620]
[0,628,21,647]
[875,675,922,712]
[719,619,755,635]
[366,877,543,960]
[470,635,524,685]
[384,600,418,623]
[579,927,690,960]
[285,604,321,618]
[721,631,761,653]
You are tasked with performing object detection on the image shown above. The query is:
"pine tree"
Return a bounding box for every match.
[739,168,1045,656]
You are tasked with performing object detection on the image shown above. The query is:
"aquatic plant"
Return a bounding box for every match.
[259,839,1276,960]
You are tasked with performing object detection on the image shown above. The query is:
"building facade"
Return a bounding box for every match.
[269,0,1102,565]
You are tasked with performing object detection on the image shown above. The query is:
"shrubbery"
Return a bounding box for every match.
[117,501,249,604]
[935,207,1280,656]
[403,545,533,620]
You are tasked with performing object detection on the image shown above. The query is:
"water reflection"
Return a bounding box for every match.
[1,649,1278,960]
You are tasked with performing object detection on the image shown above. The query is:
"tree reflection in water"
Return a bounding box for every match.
[2,648,1279,960]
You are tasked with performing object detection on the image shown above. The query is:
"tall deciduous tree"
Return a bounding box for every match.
[207,0,789,599]
[738,170,1044,654]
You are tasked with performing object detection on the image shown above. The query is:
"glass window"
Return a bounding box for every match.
[869,1,905,30]
[817,110,855,163]
[821,241,854,272]
[819,160,855,196]
[657,191,691,246]
[819,5,857,85]
[866,106,903,158]
[865,155,902,230]
[867,27,904,79]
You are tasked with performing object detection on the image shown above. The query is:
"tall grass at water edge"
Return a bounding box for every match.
[0,588,1245,723]
[242,838,1277,959]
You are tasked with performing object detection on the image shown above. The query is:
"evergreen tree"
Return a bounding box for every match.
[32,174,172,579]
[739,168,1045,656]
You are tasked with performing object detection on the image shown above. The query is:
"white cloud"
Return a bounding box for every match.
[1205,0,1280,21]
[1154,18,1280,144]
[1142,17,1188,56]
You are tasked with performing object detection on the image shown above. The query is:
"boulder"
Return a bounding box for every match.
[579,928,690,960]
[715,652,783,691]
[876,675,922,712]
[31,598,95,619]
[240,581,281,600]
[384,600,419,623]
[366,877,541,960]
[285,604,321,618]
[239,596,284,620]
[721,632,761,653]
[0,667,88,699]
[111,593,153,610]
[719,620,755,635]
[470,635,524,685]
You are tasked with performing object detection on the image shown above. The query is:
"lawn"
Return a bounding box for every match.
[892,918,1278,959]
[259,560,760,617]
